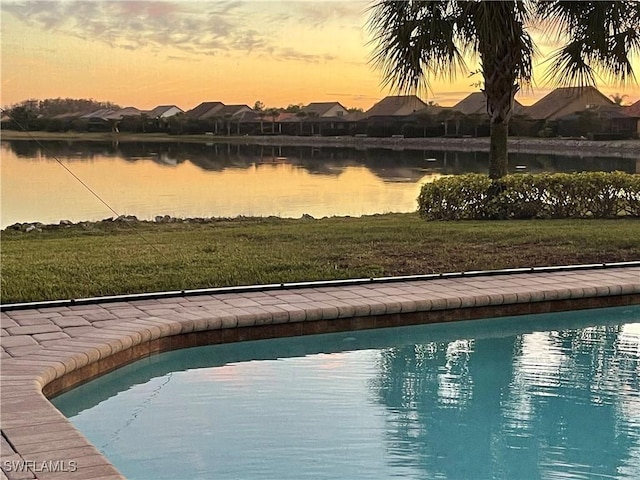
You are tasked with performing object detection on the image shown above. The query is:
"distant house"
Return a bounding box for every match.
[147,105,184,118]
[557,104,639,139]
[364,95,428,118]
[360,96,430,137]
[185,102,225,120]
[213,105,254,134]
[215,104,253,118]
[103,107,144,120]
[78,109,121,132]
[452,92,526,116]
[625,99,640,117]
[526,86,614,120]
[80,109,118,120]
[301,102,348,118]
[50,112,86,121]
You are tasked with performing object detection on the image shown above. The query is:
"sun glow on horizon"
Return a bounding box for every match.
[2,1,639,111]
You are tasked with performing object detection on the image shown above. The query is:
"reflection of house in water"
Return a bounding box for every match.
[154,152,178,166]
[4,140,638,175]
[367,166,442,183]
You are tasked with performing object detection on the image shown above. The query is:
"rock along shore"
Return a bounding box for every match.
[2,213,319,233]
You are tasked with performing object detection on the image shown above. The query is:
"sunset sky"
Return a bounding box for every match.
[2,0,640,112]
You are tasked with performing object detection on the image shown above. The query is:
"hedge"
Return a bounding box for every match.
[417,172,640,220]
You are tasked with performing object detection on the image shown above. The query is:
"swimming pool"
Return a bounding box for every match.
[53,305,640,479]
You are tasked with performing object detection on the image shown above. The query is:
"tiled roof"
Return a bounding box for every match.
[50,112,86,120]
[214,105,252,117]
[364,95,428,117]
[147,105,184,117]
[526,86,613,120]
[625,99,640,116]
[452,92,526,116]
[273,112,299,122]
[343,111,367,121]
[80,109,118,120]
[186,102,225,119]
[302,102,347,116]
[103,107,143,120]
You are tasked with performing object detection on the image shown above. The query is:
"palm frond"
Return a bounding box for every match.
[366,0,468,94]
[537,1,640,87]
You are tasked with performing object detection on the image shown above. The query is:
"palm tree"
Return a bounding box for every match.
[296,110,308,135]
[368,1,640,178]
[609,93,629,106]
[266,107,280,134]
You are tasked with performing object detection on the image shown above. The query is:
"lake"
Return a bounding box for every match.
[1,139,637,229]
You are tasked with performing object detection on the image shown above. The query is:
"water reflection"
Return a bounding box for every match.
[5,140,637,177]
[2,140,637,228]
[373,311,640,479]
[53,306,640,480]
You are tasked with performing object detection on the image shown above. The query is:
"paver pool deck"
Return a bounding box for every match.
[1,265,639,480]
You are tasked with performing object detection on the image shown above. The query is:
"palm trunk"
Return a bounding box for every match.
[489,121,508,179]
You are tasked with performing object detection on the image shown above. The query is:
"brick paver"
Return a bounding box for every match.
[1,265,639,479]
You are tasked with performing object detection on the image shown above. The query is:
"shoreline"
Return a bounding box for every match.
[3,130,640,158]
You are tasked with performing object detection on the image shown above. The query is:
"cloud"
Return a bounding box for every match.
[1,0,359,63]
[326,92,380,102]
[292,1,367,28]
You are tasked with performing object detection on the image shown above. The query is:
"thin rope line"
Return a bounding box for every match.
[1,109,189,289]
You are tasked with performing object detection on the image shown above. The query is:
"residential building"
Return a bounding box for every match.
[452,92,526,116]
[215,104,253,118]
[363,95,428,118]
[557,104,639,138]
[526,86,614,121]
[301,102,348,118]
[185,102,225,119]
[103,107,144,120]
[625,99,640,117]
[147,105,184,118]
[79,109,118,120]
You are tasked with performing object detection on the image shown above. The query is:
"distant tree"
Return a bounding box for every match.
[9,98,120,117]
[284,104,304,113]
[168,113,186,135]
[296,110,308,135]
[223,113,233,136]
[257,110,266,134]
[307,111,320,135]
[253,101,265,112]
[347,107,365,113]
[435,109,466,136]
[266,107,280,133]
[4,105,37,130]
[414,110,437,137]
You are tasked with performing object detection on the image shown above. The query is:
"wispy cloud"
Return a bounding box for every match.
[1,0,364,63]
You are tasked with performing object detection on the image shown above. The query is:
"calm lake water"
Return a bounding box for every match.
[53,305,640,480]
[2,140,637,229]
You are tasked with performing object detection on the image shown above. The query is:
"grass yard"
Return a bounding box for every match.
[1,214,639,303]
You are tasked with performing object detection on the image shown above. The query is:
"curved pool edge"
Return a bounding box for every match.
[2,266,640,480]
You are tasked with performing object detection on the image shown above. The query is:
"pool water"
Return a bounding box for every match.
[53,306,640,480]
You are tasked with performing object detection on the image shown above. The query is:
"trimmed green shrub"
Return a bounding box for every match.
[418,172,640,220]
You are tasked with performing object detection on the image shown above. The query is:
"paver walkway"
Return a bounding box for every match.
[1,265,639,479]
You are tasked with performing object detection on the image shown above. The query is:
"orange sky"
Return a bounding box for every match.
[2,1,639,111]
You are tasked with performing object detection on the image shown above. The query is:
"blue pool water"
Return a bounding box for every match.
[53,306,640,480]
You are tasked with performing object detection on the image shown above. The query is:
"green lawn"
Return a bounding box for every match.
[1,214,639,303]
